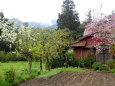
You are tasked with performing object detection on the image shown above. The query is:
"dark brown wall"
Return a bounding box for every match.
[74,48,92,58]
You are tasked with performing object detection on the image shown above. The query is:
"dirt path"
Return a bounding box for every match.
[17,72,115,86]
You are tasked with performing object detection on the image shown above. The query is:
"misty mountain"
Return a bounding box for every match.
[48,24,57,29]
[9,18,57,29]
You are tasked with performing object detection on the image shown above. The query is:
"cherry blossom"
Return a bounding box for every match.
[84,15,115,53]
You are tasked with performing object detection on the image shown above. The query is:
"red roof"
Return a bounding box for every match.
[71,34,102,48]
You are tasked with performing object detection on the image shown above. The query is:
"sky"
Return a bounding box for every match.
[0,0,115,24]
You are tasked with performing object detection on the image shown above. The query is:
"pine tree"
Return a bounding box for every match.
[57,0,80,32]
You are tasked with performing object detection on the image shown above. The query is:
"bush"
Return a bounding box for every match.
[68,58,79,67]
[78,58,95,68]
[15,52,26,61]
[0,51,6,61]
[0,51,26,62]
[0,51,16,61]
[110,69,115,73]
[0,81,10,86]
[6,52,14,61]
[92,62,102,70]
[29,70,41,79]
[66,52,95,68]
[49,51,95,68]
[65,52,74,59]
[49,52,74,68]
[4,68,16,83]
[100,64,110,71]
[50,56,65,68]
[107,59,115,69]
[14,69,41,84]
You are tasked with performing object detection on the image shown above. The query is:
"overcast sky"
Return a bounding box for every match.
[0,0,115,24]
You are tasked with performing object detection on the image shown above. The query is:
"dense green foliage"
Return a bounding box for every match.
[99,64,110,71]
[57,0,80,39]
[92,62,102,70]
[107,59,115,69]
[49,51,95,69]
[4,68,16,83]
[0,51,25,61]
[77,58,95,68]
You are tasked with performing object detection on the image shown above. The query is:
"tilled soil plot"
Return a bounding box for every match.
[17,72,115,86]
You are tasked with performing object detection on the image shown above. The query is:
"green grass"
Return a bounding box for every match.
[0,61,39,78]
[39,67,92,78]
[0,61,93,86]
[1,61,114,86]
[0,61,40,86]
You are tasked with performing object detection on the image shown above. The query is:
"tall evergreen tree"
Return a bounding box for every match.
[57,0,80,39]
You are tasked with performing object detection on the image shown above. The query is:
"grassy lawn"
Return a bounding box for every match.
[0,61,39,71]
[0,61,40,86]
[0,61,39,78]
[0,61,93,86]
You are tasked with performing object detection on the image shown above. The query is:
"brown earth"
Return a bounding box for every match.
[17,72,115,86]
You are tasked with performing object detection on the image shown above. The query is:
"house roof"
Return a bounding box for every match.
[71,34,95,48]
[71,33,95,44]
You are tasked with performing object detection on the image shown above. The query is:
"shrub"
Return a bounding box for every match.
[4,68,16,83]
[29,70,41,79]
[65,52,79,67]
[107,59,115,69]
[6,52,14,61]
[15,52,26,61]
[100,64,110,71]
[68,58,79,67]
[0,51,26,62]
[65,52,74,59]
[49,52,95,68]
[78,58,95,68]
[50,56,65,68]
[0,81,10,86]
[0,51,6,61]
[92,62,102,70]
[15,69,41,83]
[110,69,115,73]
[49,52,74,68]
[78,58,86,67]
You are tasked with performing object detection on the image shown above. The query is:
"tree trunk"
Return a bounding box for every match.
[39,57,43,71]
[46,53,50,71]
[28,58,32,73]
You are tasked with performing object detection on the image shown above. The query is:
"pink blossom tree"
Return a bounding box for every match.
[84,15,115,53]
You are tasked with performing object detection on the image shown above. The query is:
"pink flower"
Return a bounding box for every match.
[84,14,115,53]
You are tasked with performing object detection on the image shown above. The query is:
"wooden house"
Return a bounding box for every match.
[71,34,113,63]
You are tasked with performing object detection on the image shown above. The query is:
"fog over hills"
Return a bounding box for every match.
[10,18,57,29]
